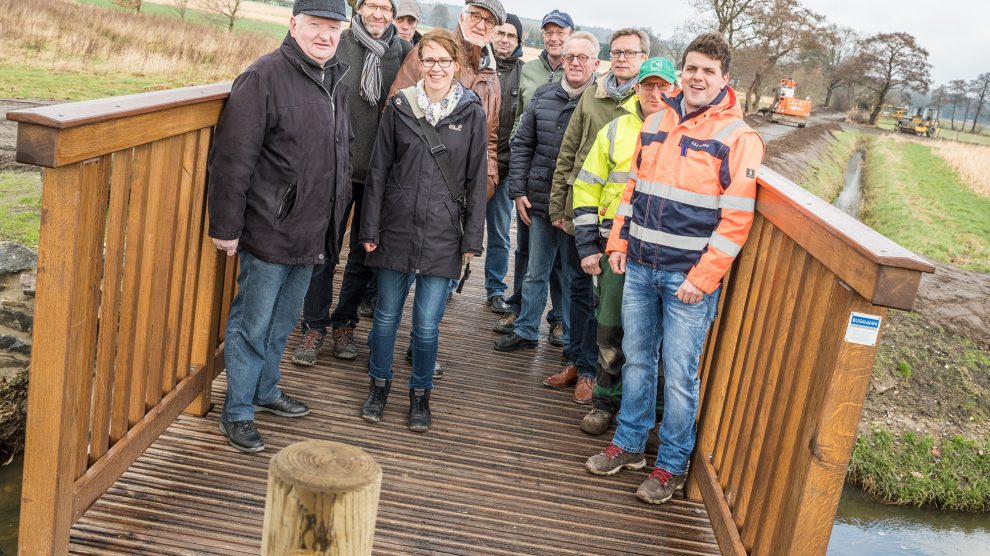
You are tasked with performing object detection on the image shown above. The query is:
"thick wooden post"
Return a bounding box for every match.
[262,440,383,555]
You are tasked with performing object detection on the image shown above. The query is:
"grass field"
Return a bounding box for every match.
[0,0,280,101]
[77,0,287,37]
[0,171,42,247]
[861,135,990,273]
[850,428,990,512]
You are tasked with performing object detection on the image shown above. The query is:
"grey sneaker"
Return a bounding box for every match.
[291,328,324,366]
[254,392,310,417]
[636,468,685,504]
[331,325,357,360]
[580,408,614,436]
[585,443,646,476]
[548,322,564,346]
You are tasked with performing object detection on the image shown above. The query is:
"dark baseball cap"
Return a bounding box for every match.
[293,0,347,21]
[541,9,573,30]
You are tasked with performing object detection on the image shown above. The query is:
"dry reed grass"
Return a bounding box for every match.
[0,0,280,86]
[932,141,990,197]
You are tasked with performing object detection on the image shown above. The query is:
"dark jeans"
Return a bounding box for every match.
[561,233,597,378]
[505,213,564,325]
[300,182,375,333]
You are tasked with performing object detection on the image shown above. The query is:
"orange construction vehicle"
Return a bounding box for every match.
[760,78,812,128]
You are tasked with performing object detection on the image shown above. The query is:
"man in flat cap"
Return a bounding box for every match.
[208,0,352,452]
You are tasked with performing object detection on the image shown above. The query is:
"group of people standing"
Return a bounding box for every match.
[207,0,764,506]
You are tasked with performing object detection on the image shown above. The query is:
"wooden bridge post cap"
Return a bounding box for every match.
[270,440,381,494]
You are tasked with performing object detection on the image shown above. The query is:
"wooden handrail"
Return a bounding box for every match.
[8,85,934,556]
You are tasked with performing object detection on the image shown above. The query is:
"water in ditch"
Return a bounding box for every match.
[834,149,864,218]
[0,456,20,555]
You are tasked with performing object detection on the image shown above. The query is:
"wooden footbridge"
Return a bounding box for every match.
[8,84,932,555]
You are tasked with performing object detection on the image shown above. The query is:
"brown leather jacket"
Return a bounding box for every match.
[388,29,501,198]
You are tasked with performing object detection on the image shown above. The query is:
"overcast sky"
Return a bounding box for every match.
[499,0,988,85]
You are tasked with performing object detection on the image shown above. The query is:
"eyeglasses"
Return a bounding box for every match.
[467,10,498,29]
[609,49,645,60]
[638,81,673,93]
[562,54,591,64]
[361,3,393,15]
[420,58,455,68]
[495,30,518,41]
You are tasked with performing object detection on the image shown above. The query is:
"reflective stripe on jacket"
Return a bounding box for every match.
[606,86,765,294]
[571,94,643,260]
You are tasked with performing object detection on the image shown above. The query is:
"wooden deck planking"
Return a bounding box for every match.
[68,245,719,555]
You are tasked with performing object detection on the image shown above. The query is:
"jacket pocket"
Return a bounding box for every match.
[275,183,297,224]
[526,166,550,194]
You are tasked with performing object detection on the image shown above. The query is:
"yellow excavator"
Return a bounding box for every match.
[895,107,940,137]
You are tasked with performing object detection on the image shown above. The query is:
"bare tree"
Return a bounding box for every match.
[694,0,769,48]
[431,4,450,30]
[115,0,142,12]
[930,84,947,118]
[204,0,243,32]
[814,24,860,108]
[947,79,968,130]
[854,32,931,125]
[737,0,823,113]
[165,0,190,19]
[968,72,990,132]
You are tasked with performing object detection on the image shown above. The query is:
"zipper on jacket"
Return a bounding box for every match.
[276,183,296,222]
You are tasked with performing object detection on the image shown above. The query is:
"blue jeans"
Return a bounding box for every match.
[368,269,449,390]
[612,260,720,475]
[484,180,513,299]
[560,233,596,378]
[221,251,313,423]
[505,213,564,326]
[513,215,568,341]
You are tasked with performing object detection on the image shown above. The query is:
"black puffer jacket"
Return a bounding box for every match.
[495,48,524,180]
[208,36,352,265]
[359,86,488,280]
[506,82,579,218]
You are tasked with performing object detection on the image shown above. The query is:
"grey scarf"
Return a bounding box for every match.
[350,15,395,106]
[604,71,636,101]
[561,75,595,98]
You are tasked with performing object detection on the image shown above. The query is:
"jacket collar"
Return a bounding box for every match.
[395,85,479,123]
[280,35,350,97]
[662,86,739,124]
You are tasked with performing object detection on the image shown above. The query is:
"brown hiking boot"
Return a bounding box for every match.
[636,468,685,504]
[543,364,577,388]
[291,328,324,366]
[580,408,614,435]
[493,312,516,334]
[585,443,646,476]
[573,377,594,404]
[331,326,357,360]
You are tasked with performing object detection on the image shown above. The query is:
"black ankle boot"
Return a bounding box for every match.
[361,378,391,423]
[408,388,432,432]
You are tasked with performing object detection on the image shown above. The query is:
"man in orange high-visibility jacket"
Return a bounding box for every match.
[584,32,764,505]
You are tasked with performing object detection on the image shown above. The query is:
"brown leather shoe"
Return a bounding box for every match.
[573,376,594,404]
[542,364,577,388]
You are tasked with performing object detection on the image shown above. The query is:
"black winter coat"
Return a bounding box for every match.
[359,86,488,280]
[208,36,352,265]
[507,82,579,218]
[495,50,524,179]
[335,29,412,185]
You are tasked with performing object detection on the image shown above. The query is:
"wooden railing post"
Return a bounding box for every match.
[262,440,383,555]
[19,160,112,555]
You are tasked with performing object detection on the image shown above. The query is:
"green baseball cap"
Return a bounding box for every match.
[638,57,677,85]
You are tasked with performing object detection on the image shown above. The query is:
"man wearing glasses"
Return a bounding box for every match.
[570,58,677,435]
[543,29,650,405]
[491,9,574,347]
[291,0,413,367]
[494,33,600,356]
[390,0,504,200]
